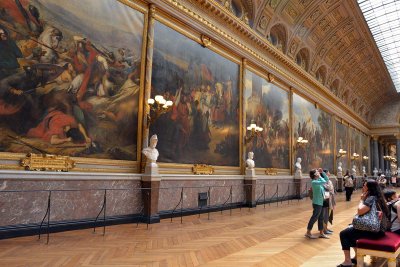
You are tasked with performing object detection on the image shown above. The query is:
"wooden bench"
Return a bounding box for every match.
[356,232,400,267]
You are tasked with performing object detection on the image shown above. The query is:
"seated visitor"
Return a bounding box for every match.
[337,179,389,267]
[383,189,400,235]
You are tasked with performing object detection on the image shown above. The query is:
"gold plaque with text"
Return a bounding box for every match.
[192,164,214,175]
[21,153,75,172]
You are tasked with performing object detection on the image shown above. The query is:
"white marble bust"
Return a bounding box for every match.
[246,151,255,169]
[362,166,366,175]
[351,165,357,176]
[373,167,378,177]
[142,134,159,165]
[295,157,302,174]
[337,162,343,173]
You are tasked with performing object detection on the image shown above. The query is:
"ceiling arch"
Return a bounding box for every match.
[248,0,399,118]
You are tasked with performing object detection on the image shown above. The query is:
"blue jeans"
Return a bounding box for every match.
[307,204,324,231]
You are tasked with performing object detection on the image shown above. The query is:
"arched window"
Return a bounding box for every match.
[315,65,327,85]
[231,0,243,18]
[342,90,349,103]
[269,24,287,52]
[295,48,310,71]
[330,79,340,95]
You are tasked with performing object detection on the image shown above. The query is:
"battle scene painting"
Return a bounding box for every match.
[350,128,362,175]
[0,0,143,160]
[244,70,289,169]
[150,22,240,166]
[292,94,333,172]
[361,133,369,174]
[335,121,349,173]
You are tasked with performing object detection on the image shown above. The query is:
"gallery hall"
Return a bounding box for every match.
[1,0,400,266]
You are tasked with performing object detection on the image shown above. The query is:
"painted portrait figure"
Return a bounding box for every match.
[150,22,239,166]
[244,70,289,169]
[292,94,333,172]
[0,0,144,161]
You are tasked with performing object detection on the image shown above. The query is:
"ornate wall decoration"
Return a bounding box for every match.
[244,69,289,169]
[150,21,240,166]
[0,0,144,162]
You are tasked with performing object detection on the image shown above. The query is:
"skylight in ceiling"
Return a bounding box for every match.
[357,0,400,92]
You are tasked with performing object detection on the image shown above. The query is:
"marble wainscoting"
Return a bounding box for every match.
[0,171,142,227]
[255,176,298,202]
[158,175,245,212]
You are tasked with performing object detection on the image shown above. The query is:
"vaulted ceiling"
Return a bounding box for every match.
[218,0,400,120]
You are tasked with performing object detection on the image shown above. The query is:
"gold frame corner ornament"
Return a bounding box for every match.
[200,34,212,48]
[21,153,75,172]
[265,168,278,175]
[192,164,214,175]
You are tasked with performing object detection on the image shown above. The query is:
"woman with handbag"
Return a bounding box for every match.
[305,168,330,239]
[337,179,389,267]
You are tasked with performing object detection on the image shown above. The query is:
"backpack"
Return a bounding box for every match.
[308,187,313,200]
[344,176,353,187]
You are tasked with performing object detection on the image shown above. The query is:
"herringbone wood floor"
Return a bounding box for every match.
[0,190,390,267]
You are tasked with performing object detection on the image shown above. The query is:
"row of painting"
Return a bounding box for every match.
[0,0,369,172]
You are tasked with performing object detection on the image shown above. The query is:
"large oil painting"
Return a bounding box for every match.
[244,70,289,169]
[150,22,240,166]
[335,121,349,173]
[292,94,333,172]
[361,134,370,174]
[0,0,143,161]
[350,128,362,175]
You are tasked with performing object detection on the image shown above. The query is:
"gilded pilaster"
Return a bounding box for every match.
[240,58,246,174]
[333,116,337,174]
[289,87,293,175]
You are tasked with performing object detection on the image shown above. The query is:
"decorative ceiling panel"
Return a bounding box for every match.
[248,0,399,117]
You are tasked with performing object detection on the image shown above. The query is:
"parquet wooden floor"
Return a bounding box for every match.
[0,190,391,267]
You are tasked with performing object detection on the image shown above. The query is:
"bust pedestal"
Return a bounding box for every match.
[141,162,161,223]
[244,168,257,207]
[293,171,304,199]
[337,171,343,192]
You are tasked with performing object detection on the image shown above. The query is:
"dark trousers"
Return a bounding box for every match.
[345,187,354,201]
[307,204,324,231]
[339,225,384,250]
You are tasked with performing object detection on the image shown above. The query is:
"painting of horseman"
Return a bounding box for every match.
[0,0,144,160]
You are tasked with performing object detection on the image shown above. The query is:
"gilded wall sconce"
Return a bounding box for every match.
[350,153,360,160]
[245,121,263,143]
[337,148,347,158]
[296,137,308,147]
[147,95,173,127]
[362,155,369,161]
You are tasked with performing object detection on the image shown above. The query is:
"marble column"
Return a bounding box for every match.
[383,145,388,172]
[372,137,379,171]
[379,142,384,173]
[396,135,400,186]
